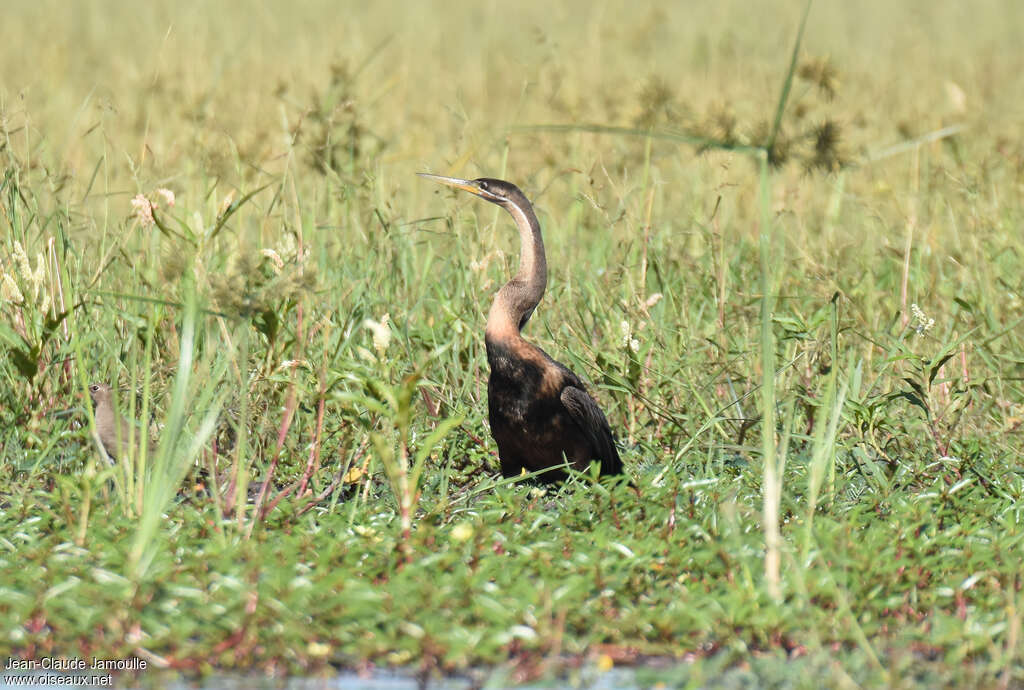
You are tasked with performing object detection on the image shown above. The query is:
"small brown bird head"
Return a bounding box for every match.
[88,382,113,407]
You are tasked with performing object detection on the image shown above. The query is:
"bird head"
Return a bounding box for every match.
[87,383,113,407]
[418,174,528,211]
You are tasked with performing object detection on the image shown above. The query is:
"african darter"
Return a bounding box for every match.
[420,174,623,483]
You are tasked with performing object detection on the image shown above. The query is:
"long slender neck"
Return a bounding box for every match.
[485,198,547,341]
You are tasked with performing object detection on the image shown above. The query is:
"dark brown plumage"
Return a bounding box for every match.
[87,383,154,463]
[419,173,623,483]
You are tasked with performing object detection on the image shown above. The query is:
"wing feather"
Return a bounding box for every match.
[559,386,623,476]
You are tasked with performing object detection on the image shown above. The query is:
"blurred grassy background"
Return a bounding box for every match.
[7,0,1022,182]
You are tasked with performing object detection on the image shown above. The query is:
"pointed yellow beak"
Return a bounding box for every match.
[418,172,489,197]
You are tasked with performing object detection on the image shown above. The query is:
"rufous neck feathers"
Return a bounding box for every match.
[485,196,547,341]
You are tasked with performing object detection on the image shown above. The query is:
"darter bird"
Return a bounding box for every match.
[419,174,623,483]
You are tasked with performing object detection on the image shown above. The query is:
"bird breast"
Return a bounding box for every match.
[485,336,566,404]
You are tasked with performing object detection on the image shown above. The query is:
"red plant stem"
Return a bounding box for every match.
[294,442,367,518]
[248,384,299,533]
[297,373,327,498]
[260,478,299,519]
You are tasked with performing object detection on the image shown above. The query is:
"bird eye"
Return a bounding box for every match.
[89,385,99,392]
[478,180,489,191]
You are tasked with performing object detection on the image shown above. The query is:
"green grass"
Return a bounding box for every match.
[2,0,1023,686]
